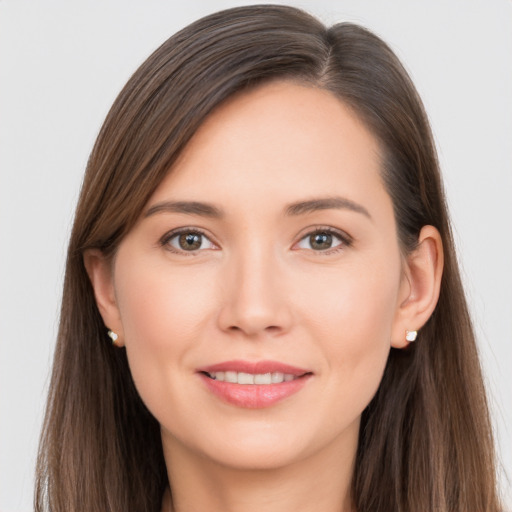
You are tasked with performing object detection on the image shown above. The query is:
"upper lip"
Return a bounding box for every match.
[197,360,311,376]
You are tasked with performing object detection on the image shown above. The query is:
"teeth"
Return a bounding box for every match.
[271,372,283,383]
[225,371,237,383]
[207,371,298,384]
[238,372,254,384]
[254,373,271,384]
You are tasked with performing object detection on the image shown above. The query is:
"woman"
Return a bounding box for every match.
[35,5,502,512]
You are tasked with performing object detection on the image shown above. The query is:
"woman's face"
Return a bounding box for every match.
[109,81,409,470]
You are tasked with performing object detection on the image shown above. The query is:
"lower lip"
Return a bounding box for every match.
[199,373,311,409]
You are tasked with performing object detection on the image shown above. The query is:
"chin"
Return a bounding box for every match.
[204,439,310,471]
[161,416,315,471]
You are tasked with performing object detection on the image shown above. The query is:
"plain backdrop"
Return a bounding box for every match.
[1,1,511,511]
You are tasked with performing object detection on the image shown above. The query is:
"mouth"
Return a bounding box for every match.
[196,360,313,408]
[201,371,304,385]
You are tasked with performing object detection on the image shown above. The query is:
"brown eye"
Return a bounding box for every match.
[296,229,346,252]
[309,232,333,250]
[178,233,203,251]
[164,230,215,253]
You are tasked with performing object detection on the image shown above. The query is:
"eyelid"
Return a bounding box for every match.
[292,225,353,253]
[158,225,352,255]
[159,227,218,254]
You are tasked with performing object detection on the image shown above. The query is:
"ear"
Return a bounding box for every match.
[83,249,125,346]
[391,225,444,348]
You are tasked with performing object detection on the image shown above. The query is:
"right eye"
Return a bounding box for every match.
[162,229,216,254]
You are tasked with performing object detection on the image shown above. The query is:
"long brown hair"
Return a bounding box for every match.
[36,5,501,512]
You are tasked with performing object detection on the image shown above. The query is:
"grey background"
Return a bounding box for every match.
[1,1,511,510]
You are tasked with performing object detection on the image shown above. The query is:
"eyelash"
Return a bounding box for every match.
[159,226,352,255]
[159,228,216,255]
[295,226,353,255]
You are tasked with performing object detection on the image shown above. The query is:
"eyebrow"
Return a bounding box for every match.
[144,196,371,220]
[285,197,372,219]
[145,201,224,219]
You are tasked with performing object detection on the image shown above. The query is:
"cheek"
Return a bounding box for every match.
[299,253,400,338]
[113,256,216,410]
[296,254,401,409]
[115,257,215,345]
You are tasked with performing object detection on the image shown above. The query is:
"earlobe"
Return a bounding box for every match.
[83,249,125,346]
[391,225,444,348]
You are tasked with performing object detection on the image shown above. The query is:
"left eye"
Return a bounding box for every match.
[296,230,345,251]
[164,231,216,252]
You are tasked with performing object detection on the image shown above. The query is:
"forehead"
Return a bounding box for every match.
[150,81,388,213]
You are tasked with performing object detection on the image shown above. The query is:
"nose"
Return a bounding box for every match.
[216,244,293,338]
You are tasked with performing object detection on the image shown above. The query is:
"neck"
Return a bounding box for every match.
[161,429,358,512]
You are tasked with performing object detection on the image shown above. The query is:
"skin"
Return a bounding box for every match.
[85,81,443,512]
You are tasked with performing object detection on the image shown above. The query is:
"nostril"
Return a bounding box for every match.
[226,324,282,336]
[217,295,293,336]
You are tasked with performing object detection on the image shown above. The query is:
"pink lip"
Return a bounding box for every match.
[197,360,312,409]
[198,360,310,375]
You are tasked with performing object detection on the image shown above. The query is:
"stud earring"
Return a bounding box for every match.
[405,330,418,342]
[107,329,120,346]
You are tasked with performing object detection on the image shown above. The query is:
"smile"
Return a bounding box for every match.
[205,371,299,385]
[197,360,312,408]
